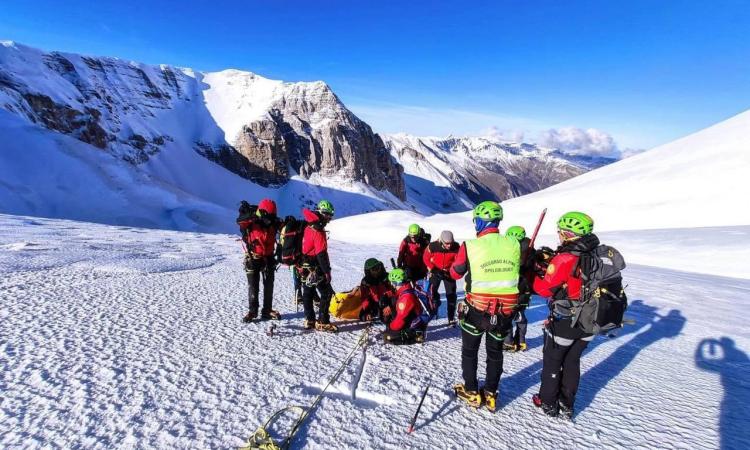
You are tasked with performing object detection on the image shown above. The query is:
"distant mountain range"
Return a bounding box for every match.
[0,41,614,230]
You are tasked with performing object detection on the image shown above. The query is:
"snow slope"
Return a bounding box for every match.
[1,213,748,449]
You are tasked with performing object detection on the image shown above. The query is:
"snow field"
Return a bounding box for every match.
[2,214,748,449]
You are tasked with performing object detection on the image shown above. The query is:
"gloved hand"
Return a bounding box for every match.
[536,246,555,263]
[534,246,554,276]
[359,309,374,322]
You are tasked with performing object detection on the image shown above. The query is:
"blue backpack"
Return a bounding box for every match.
[406,286,437,328]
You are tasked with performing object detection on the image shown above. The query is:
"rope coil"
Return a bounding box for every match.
[240,325,371,450]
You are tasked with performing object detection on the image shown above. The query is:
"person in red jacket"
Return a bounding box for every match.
[358,258,395,321]
[531,211,600,420]
[299,200,337,332]
[397,223,431,283]
[237,198,282,322]
[382,268,427,345]
[423,230,460,325]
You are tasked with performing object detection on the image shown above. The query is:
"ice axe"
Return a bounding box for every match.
[526,208,547,258]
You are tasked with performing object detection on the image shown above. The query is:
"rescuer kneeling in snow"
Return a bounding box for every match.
[382,268,429,345]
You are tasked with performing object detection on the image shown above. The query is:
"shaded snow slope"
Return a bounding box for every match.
[1,213,748,449]
[0,110,396,232]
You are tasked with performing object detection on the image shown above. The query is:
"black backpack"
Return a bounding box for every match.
[278,218,306,266]
[570,245,628,334]
[236,201,257,240]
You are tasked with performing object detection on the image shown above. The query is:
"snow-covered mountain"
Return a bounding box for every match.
[0,41,411,230]
[0,41,615,229]
[384,133,615,212]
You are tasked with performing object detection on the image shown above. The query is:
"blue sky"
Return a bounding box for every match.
[1,0,748,150]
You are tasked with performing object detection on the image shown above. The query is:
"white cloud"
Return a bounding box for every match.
[481,126,526,143]
[345,99,643,160]
[537,127,621,158]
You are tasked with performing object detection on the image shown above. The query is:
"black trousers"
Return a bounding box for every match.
[302,280,334,324]
[504,307,528,346]
[429,272,457,321]
[539,334,590,409]
[245,256,275,314]
[383,325,424,345]
[460,306,512,393]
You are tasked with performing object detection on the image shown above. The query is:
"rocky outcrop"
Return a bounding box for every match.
[228,82,405,199]
[21,93,109,149]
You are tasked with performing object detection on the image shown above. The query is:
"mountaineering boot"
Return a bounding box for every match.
[453,384,482,408]
[559,403,574,420]
[242,310,258,323]
[532,394,559,417]
[503,343,517,352]
[481,389,498,413]
[518,343,527,352]
[315,322,338,333]
[261,310,282,320]
[303,319,316,330]
[415,332,425,343]
[448,319,457,327]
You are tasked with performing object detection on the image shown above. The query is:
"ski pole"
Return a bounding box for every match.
[407,384,430,434]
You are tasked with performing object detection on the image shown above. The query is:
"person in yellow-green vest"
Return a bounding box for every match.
[450,200,521,412]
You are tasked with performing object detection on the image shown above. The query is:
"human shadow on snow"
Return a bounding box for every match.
[574,308,686,413]
[500,300,684,414]
[695,337,750,450]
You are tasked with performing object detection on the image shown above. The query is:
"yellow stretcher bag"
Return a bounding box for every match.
[329,287,362,320]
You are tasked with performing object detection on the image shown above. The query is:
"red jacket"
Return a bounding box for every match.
[238,217,279,257]
[397,237,429,271]
[389,285,423,332]
[360,278,395,313]
[301,208,331,274]
[533,253,583,300]
[423,240,459,272]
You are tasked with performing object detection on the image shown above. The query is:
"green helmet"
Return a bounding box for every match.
[557,211,594,236]
[316,199,335,217]
[473,200,503,221]
[364,258,382,271]
[408,223,420,236]
[505,225,526,241]
[388,268,407,284]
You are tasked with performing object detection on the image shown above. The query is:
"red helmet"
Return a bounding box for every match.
[257,198,277,216]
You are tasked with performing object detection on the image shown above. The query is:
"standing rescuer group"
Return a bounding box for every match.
[236,197,624,420]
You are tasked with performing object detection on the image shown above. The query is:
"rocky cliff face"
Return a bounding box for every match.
[201,72,405,198]
[0,42,405,200]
